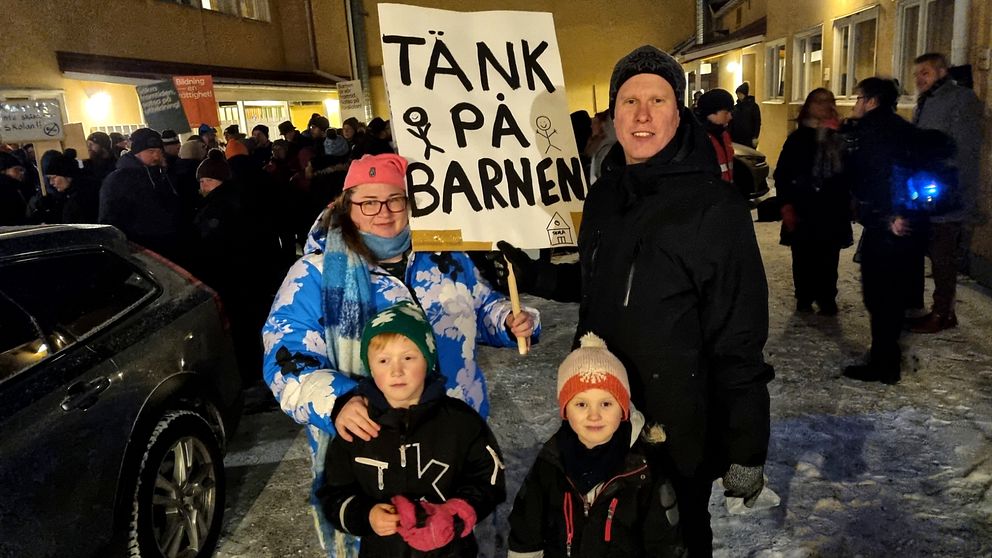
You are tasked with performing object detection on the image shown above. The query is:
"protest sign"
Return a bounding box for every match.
[0,99,64,142]
[136,79,189,132]
[378,3,586,251]
[338,79,369,123]
[173,75,220,128]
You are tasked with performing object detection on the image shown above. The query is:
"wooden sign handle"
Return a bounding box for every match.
[504,255,529,356]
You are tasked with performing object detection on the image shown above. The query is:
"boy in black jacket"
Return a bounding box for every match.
[318,301,506,557]
[508,333,685,558]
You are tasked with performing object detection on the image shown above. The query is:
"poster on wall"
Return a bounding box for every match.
[136,79,189,132]
[378,3,586,251]
[173,75,220,129]
[337,79,370,123]
[0,99,64,142]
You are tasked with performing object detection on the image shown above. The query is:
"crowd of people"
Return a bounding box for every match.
[0,43,982,558]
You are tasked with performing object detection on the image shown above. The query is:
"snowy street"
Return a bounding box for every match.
[216,216,992,557]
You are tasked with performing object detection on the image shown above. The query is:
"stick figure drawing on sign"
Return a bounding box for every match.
[535,115,560,154]
[404,106,445,160]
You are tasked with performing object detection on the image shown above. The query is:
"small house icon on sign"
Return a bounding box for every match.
[546,212,573,246]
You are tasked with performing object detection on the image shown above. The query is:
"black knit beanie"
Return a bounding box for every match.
[609,45,686,116]
[696,89,735,118]
[196,149,231,181]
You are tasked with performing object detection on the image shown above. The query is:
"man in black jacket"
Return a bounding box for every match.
[841,78,939,384]
[729,82,761,148]
[500,45,773,556]
[98,128,185,263]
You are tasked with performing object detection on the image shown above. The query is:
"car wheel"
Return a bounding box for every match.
[127,411,225,558]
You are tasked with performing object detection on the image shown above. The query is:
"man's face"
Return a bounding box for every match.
[164,144,181,157]
[86,140,106,158]
[851,91,878,119]
[48,175,72,192]
[135,148,164,167]
[614,74,681,165]
[3,166,26,182]
[913,62,946,94]
[252,130,269,145]
[707,109,733,127]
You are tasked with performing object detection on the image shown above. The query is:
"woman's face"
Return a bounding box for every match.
[342,124,355,140]
[349,183,409,238]
[809,93,836,121]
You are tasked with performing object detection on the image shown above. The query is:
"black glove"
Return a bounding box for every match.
[467,251,510,295]
[722,464,764,508]
[495,241,540,294]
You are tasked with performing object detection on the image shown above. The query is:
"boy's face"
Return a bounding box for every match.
[369,336,428,409]
[564,388,624,449]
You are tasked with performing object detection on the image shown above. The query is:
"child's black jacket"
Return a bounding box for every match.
[508,415,686,558]
[317,375,506,557]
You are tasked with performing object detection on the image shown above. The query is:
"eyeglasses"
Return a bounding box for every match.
[352,197,408,216]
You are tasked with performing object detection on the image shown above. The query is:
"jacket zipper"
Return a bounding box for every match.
[623,242,641,307]
[604,497,618,542]
[563,492,574,558]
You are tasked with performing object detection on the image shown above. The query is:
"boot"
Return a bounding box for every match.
[843,364,900,385]
[909,312,958,334]
[817,300,839,316]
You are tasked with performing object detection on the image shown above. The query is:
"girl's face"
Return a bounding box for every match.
[564,388,624,449]
[342,124,355,140]
[348,183,409,238]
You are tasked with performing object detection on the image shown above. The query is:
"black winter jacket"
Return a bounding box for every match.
[508,418,685,558]
[317,376,506,558]
[773,124,852,248]
[98,153,184,262]
[729,96,761,147]
[0,175,27,226]
[536,111,773,478]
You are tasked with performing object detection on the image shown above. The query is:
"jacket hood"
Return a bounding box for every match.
[303,208,332,255]
[538,408,647,469]
[358,372,449,429]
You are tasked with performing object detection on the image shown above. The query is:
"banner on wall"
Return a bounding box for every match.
[378,3,586,251]
[173,75,220,128]
[0,99,64,142]
[136,79,189,132]
[337,79,369,123]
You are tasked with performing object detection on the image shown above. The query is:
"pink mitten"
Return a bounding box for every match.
[391,494,419,539]
[439,498,477,537]
[394,499,455,551]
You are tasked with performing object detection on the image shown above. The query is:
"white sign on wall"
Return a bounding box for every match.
[378,3,586,250]
[0,99,64,142]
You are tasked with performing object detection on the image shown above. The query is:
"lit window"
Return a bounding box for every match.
[764,40,786,101]
[895,0,954,96]
[792,27,823,101]
[833,8,878,98]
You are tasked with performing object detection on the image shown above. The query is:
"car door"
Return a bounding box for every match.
[0,248,158,558]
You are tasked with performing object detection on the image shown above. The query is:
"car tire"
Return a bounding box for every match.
[127,410,225,558]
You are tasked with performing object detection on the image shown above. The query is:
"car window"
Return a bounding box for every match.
[0,250,157,362]
[0,291,52,380]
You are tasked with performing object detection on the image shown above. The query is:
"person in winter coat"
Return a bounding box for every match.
[498,45,772,557]
[190,150,283,388]
[508,333,684,558]
[840,77,951,385]
[729,82,761,148]
[774,88,852,316]
[98,128,186,264]
[0,151,28,225]
[40,151,101,224]
[84,131,117,184]
[261,153,540,557]
[907,52,985,333]
[318,302,506,558]
[695,89,735,183]
[585,111,617,185]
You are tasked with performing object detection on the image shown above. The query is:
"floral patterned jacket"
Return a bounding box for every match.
[262,225,541,457]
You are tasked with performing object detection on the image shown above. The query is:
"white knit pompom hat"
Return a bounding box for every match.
[557,332,631,419]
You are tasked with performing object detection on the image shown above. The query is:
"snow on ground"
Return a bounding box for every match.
[217,216,992,557]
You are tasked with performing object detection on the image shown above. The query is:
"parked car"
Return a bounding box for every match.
[0,224,242,558]
[733,142,771,199]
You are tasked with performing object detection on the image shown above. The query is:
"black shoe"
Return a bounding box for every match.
[817,301,839,316]
[843,364,900,385]
[797,301,814,313]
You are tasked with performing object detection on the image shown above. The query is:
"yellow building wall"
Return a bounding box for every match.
[716,0,768,32]
[361,0,695,119]
[62,80,145,129]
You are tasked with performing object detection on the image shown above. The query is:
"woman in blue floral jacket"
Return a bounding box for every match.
[261,153,540,557]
